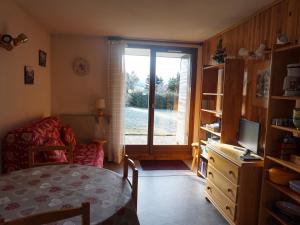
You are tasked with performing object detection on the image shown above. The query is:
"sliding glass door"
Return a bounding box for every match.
[124,45,196,157]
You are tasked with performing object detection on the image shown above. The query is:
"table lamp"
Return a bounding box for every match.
[96,98,106,117]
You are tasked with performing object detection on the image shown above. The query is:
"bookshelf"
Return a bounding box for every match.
[259,44,300,225]
[198,58,244,177]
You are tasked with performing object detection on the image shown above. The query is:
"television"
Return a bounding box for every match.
[237,119,260,159]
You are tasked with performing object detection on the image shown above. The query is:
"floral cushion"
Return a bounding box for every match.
[43,138,68,162]
[74,143,104,168]
[61,125,77,146]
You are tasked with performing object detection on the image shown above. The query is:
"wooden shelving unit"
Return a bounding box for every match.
[271,125,300,135]
[201,109,222,117]
[266,180,300,204]
[264,207,293,225]
[259,45,300,225]
[200,126,221,137]
[271,95,300,101]
[198,58,244,178]
[267,156,300,173]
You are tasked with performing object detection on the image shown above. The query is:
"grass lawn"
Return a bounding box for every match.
[125,107,177,135]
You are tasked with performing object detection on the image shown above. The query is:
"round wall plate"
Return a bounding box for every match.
[72,57,90,76]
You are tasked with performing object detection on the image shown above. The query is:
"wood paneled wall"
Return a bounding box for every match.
[203,0,300,64]
[202,0,300,153]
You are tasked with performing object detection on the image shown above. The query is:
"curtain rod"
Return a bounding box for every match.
[107,36,202,48]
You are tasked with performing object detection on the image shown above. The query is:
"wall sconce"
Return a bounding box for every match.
[0,33,28,51]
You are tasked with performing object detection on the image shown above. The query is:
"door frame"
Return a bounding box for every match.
[125,44,198,160]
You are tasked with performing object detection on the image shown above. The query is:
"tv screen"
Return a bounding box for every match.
[238,119,260,154]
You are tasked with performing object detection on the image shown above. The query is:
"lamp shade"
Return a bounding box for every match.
[96,98,106,109]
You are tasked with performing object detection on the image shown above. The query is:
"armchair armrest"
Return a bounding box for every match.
[28,145,73,168]
[123,155,138,211]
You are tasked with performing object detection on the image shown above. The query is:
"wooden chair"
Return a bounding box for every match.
[28,145,73,168]
[0,202,90,225]
[191,142,200,172]
[123,154,138,211]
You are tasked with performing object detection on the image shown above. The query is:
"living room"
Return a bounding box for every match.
[1,0,300,225]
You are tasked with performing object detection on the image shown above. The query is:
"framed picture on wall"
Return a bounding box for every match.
[251,60,271,108]
[24,66,34,85]
[39,50,47,67]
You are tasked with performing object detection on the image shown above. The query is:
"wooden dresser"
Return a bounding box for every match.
[205,143,263,225]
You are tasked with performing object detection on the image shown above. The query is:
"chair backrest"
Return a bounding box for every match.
[123,155,138,211]
[0,202,90,225]
[28,145,73,167]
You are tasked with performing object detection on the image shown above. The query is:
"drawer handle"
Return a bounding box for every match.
[228,170,234,175]
[208,172,213,176]
[209,156,215,162]
[227,188,232,193]
[226,206,231,211]
[206,186,211,190]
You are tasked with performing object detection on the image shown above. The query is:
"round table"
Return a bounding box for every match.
[0,164,140,225]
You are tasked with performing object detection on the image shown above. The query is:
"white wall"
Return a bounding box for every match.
[51,35,107,115]
[0,0,51,143]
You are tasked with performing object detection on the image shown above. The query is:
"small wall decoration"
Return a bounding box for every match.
[72,57,90,76]
[39,50,47,67]
[24,66,34,85]
[251,60,271,108]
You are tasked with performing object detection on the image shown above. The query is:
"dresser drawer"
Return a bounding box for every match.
[207,164,238,203]
[208,150,239,184]
[205,180,237,222]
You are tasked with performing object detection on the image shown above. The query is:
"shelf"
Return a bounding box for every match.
[274,44,300,53]
[201,109,222,117]
[203,63,224,70]
[271,96,300,101]
[200,126,221,137]
[200,140,207,145]
[197,170,207,178]
[202,93,223,96]
[200,153,209,160]
[266,180,300,204]
[264,207,293,225]
[267,156,300,173]
[271,125,300,135]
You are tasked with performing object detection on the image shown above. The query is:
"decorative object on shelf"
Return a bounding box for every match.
[268,167,299,185]
[212,37,226,64]
[283,64,300,96]
[24,66,34,85]
[293,108,300,129]
[275,201,300,222]
[277,33,289,45]
[291,154,300,165]
[96,98,106,117]
[272,118,293,127]
[289,180,300,194]
[72,57,90,76]
[0,33,28,51]
[238,48,249,57]
[255,44,267,59]
[252,60,271,107]
[278,134,297,160]
[39,50,47,67]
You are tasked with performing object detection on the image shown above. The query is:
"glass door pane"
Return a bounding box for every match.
[153,51,192,145]
[124,48,150,145]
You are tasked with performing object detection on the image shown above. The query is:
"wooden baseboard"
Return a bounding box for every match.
[126,150,192,160]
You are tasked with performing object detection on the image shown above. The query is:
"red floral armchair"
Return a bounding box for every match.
[2,116,104,173]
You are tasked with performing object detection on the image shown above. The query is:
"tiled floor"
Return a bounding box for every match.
[104,160,228,225]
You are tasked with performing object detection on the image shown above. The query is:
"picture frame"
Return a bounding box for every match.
[251,60,271,108]
[24,66,34,85]
[39,50,47,67]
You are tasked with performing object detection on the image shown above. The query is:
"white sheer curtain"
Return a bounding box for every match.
[107,39,127,163]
